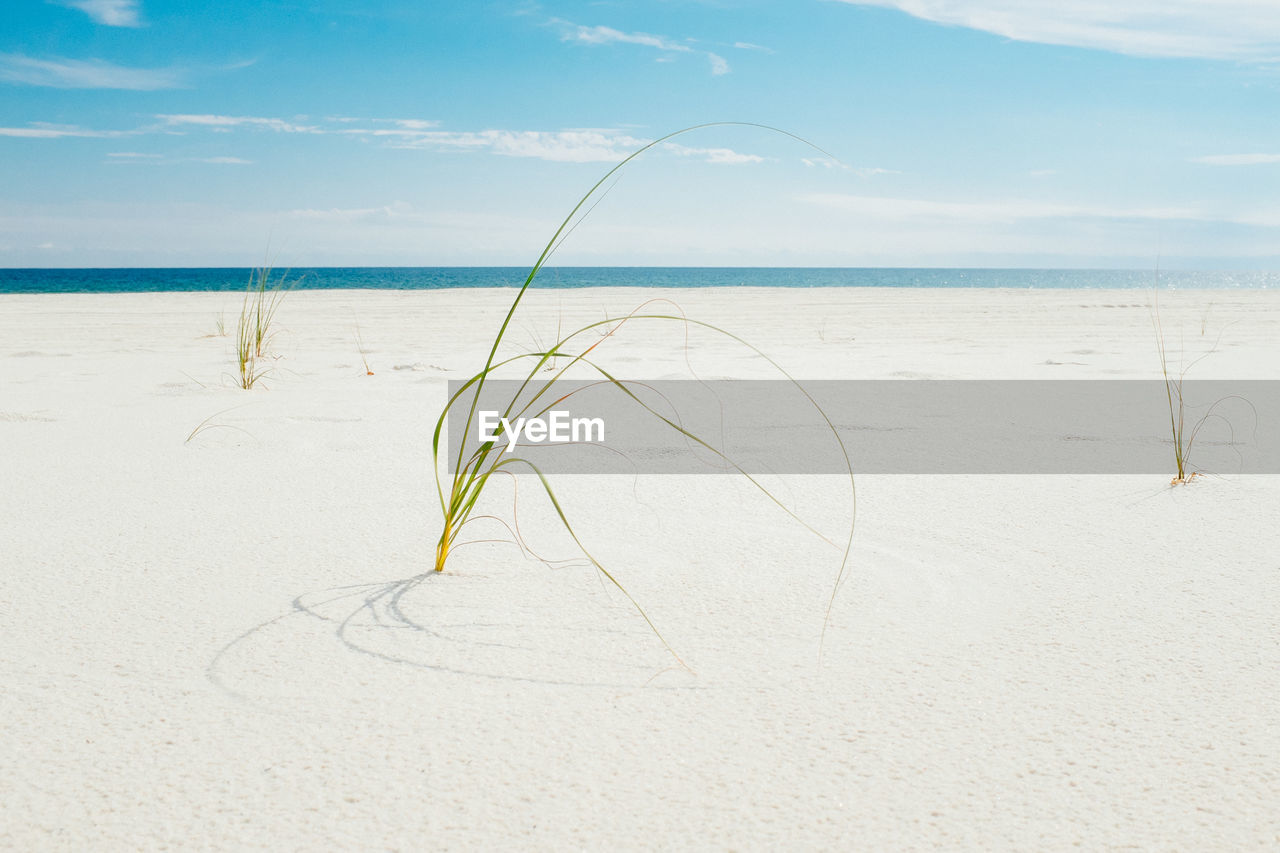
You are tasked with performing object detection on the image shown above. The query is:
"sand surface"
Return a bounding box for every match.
[2,286,1278,849]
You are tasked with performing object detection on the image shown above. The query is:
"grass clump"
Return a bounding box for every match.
[1151,285,1248,486]
[234,266,290,389]
[1152,291,1197,485]
[355,324,374,375]
[431,123,856,663]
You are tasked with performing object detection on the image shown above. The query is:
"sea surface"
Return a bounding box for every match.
[1,267,1275,294]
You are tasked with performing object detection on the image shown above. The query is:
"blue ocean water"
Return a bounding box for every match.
[0,267,1275,294]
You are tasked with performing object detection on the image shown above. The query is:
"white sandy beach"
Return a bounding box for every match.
[2,286,1278,849]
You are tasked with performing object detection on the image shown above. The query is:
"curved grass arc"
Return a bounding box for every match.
[450,122,837,484]
[431,124,856,662]
[446,312,848,542]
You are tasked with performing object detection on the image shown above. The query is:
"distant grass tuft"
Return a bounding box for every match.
[1151,284,1246,486]
[355,323,374,375]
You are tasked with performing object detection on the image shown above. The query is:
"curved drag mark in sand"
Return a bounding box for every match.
[209,532,1011,702]
[208,570,700,698]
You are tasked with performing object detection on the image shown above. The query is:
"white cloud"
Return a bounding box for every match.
[327,117,440,130]
[336,126,447,139]
[732,41,775,53]
[7,113,760,167]
[799,192,1203,223]
[801,157,897,176]
[553,19,731,74]
[0,122,133,138]
[285,202,418,223]
[157,114,319,133]
[560,23,688,52]
[384,129,764,164]
[832,1,1280,61]
[55,0,142,27]
[1192,153,1280,166]
[488,130,643,161]
[102,151,252,165]
[0,53,181,89]
[667,143,764,164]
[390,129,646,162]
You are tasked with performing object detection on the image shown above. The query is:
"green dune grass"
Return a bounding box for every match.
[431,124,857,662]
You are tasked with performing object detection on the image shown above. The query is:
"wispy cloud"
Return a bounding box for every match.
[801,157,897,176]
[732,41,774,53]
[0,53,182,89]
[0,122,134,138]
[327,117,440,129]
[1192,153,1280,166]
[385,129,763,164]
[334,118,447,138]
[387,118,438,130]
[54,0,142,27]
[561,22,687,51]
[553,19,731,75]
[833,1,1280,61]
[154,117,659,161]
[668,143,764,165]
[799,193,1203,223]
[157,114,319,133]
[284,201,418,223]
[104,151,253,165]
[390,129,645,162]
[7,113,762,166]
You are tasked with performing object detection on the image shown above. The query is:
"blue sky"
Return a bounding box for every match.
[3,0,1280,267]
